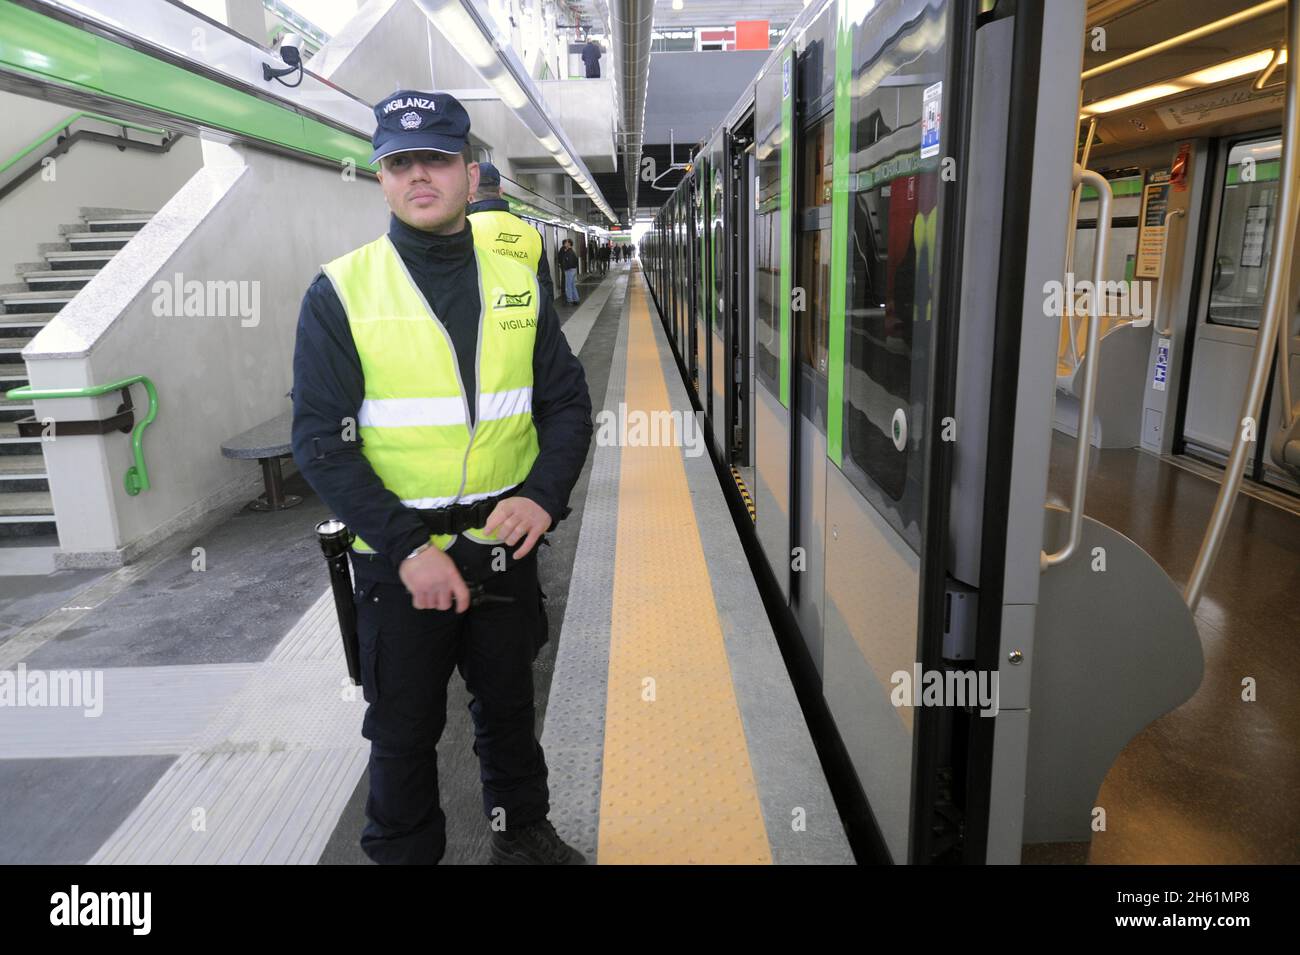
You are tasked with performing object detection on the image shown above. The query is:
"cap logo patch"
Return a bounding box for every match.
[400,111,422,130]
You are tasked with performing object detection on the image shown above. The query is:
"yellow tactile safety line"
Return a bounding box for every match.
[597,280,772,864]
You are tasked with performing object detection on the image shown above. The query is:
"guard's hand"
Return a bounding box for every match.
[483,497,552,559]
[399,545,471,613]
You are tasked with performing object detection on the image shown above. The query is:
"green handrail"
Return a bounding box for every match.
[4,376,158,495]
[0,111,168,178]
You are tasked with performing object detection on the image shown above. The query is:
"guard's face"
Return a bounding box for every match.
[378,150,479,233]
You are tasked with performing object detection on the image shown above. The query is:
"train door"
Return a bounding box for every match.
[751,46,794,603]
[711,133,728,452]
[789,10,836,675]
[732,120,756,473]
[688,175,702,394]
[681,196,691,353]
[1181,132,1300,495]
[668,196,678,348]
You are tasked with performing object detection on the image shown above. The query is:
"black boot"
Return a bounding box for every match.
[489,818,586,865]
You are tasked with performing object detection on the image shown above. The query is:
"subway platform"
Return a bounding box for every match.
[0,263,851,865]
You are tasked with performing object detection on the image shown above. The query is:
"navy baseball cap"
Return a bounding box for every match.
[477,161,501,186]
[370,90,471,164]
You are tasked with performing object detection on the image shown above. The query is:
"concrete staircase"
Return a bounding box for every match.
[0,207,154,549]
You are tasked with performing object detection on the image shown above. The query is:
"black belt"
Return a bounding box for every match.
[412,488,518,536]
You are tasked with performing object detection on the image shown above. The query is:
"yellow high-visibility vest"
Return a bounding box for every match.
[322,234,540,553]
[469,207,543,274]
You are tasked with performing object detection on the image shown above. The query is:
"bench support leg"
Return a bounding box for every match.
[249,456,302,511]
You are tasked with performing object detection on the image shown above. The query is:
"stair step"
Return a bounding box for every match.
[0,490,54,518]
[0,289,74,304]
[45,250,116,270]
[84,216,152,233]
[0,338,32,355]
[0,457,46,477]
[0,312,54,328]
[65,231,135,248]
[0,421,40,444]
[21,271,95,292]
[23,269,99,282]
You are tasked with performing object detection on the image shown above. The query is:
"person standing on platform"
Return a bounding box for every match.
[559,238,580,304]
[582,37,602,78]
[291,89,592,866]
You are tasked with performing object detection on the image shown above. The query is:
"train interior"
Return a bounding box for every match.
[1048,0,1300,864]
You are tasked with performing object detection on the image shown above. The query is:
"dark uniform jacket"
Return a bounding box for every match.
[291,215,593,582]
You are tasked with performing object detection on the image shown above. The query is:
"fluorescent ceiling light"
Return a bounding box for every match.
[1082,48,1289,115]
[1183,49,1279,85]
[1083,83,1189,114]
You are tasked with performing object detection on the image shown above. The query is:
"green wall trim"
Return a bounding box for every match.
[779,49,793,409]
[826,6,852,467]
[0,0,375,170]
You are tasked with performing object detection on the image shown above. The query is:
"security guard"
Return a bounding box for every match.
[467,161,556,307]
[291,90,593,865]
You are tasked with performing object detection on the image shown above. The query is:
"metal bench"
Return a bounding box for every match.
[220,409,302,511]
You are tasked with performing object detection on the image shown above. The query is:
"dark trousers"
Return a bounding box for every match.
[353,542,549,864]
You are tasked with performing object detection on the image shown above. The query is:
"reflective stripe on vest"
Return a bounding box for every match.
[468,208,543,274]
[322,234,540,553]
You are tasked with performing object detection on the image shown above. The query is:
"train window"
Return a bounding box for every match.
[1207,137,1282,329]
[1073,175,1142,293]
[753,62,785,395]
[837,4,948,547]
[797,114,833,380]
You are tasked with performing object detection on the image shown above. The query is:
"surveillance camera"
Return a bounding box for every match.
[264,32,305,85]
[278,33,303,67]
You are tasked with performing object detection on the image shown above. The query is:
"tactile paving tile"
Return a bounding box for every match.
[597,281,771,864]
[655,316,855,865]
[539,276,631,863]
[0,664,259,758]
[89,746,368,864]
[84,588,368,863]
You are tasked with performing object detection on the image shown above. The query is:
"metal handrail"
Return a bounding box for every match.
[0,112,168,179]
[5,376,159,496]
[1044,166,1113,569]
[1153,208,1186,335]
[1253,46,1288,91]
[1185,0,1300,609]
[1278,269,1295,430]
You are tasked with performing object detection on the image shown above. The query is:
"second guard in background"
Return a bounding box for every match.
[468,161,556,307]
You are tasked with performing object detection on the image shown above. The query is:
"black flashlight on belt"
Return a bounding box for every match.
[316,518,361,686]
